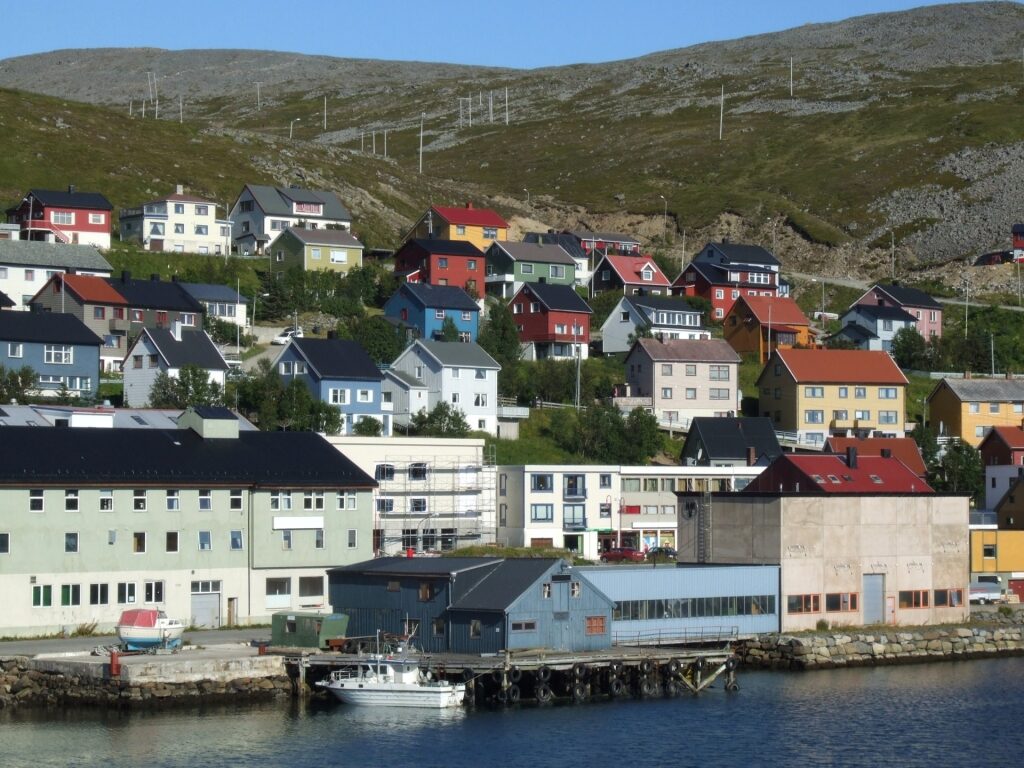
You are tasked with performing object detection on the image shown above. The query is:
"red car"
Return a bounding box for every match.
[600,547,645,563]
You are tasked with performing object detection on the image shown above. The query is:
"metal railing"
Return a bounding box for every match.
[612,625,739,647]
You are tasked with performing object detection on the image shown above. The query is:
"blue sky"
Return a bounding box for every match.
[0,1,986,68]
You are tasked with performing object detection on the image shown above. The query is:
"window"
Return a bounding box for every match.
[879,410,898,424]
[230,490,243,511]
[133,531,146,553]
[8,342,23,358]
[196,489,212,511]
[854,387,866,399]
[483,227,498,239]
[661,387,673,399]
[279,361,293,375]
[64,532,79,553]
[685,388,697,400]
[838,386,848,399]
[832,410,848,422]
[347,529,357,548]
[89,583,108,605]
[551,264,565,279]
[282,530,292,550]
[376,498,394,514]
[271,492,292,511]
[531,474,553,491]
[825,592,859,612]
[934,588,964,607]
[585,616,606,635]
[787,594,820,613]
[879,387,898,399]
[304,492,325,511]
[61,584,81,606]
[166,490,179,511]
[131,309,144,323]
[149,222,164,236]
[329,388,350,405]
[709,365,730,381]
[898,590,929,609]
[33,584,52,607]
[315,529,325,549]
[44,344,73,364]
[476,368,486,379]
[133,490,147,511]
[196,531,211,551]
[685,364,697,376]
[600,474,612,489]
[409,463,429,481]
[174,223,185,234]
[474,393,487,406]
[30,489,44,512]
[530,504,554,522]
[434,309,445,320]
[410,498,427,513]
[145,580,164,603]
[194,225,208,236]
[0,532,7,555]
[148,354,159,368]
[983,543,997,558]
[521,263,534,275]
[419,582,433,602]
[338,491,357,510]
[52,211,74,226]
[804,386,824,398]
[715,289,724,300]
[854,410,871,421]
[166,531,179,553]
[990,402,1000,414]
[710,388,730,400]
[571,582,582,598]
[65,490,79,512]
[356,389,372,403]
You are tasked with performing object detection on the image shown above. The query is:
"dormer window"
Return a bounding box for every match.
[641,269,653,281]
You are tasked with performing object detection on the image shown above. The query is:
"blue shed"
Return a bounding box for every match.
[383,283,480,343]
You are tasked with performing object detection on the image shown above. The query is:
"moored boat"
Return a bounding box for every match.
[316,656,466,708]
[115,608,185,650]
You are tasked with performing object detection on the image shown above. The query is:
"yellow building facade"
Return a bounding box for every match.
[927,377,1024,447]
[406,204,508,252]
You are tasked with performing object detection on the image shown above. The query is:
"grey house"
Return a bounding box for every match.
[832,304,918,352]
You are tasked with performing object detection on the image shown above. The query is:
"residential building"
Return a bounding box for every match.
[389,340,500,434]
[229,184,352,255]
[522,230,592,286]
[600,294,709,355]
[566,230,642,256]
[274,337,391,436]
[589,254,671,297]
[6,187,113,248]
[992,472,1024,530]
[405,203,508,252]
[0,408,377,637]
[0,403,258,430]
[325,436,496,555]
[393,239,484,295]
[674,241,783,320]
[122,325,229,407]
[179,282,249,328]
[969,529,1024,598]
[381,369,429,431]
[926,376,1024,447]
[756,348,908,446]
[510,282,592,361]
[0,239,112,310]
[0,311,101,400]
[831,304,918,352]
[270,227,365,277]
[824,436,928,480]
[854,283,943,339]
[622,338,741,427]
[980,427,1024,509]
[119,185,231,255]
[484,240,576,299]
[679,451,968,630]
[383,283,480,343]
[0,223,20,240]
[679,417,783,467]
[723,294,811,363]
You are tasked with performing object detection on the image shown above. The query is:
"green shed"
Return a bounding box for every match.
[271,611,349,649]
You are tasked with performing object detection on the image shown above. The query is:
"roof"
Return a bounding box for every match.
[767,348,908,385]
[329,557,504,577]
[871,283,942,310]
[624,294,703,316]
[699,242,781,267]
[27,188,113,211]
[843,304,918,323]
[0,311,102,346]
[0,240,112,271]
[0,426,376,488]
[749,453,933,494]
[631,337,740,363]
[403,239,484,258]
[491,241,576,266]
[933,377,1024,403]
[284,227,364,248]
[384,369,427,389]
[451,559,561,611]
[830,324,878,342]
[59,273,128,305]
[522,232,588,262]
[598,255,671,287]
[514,282,592,314]
[431,204,508,229]
[569,230,641,245]
[289,338,383,381]
[139,328,228,371]
[179,282,248,304]
[980,425,1024,452]
[241,185,351,221]
[734,295,809,326]
[0,289,14,308]
[105,274,204,313]
[824,437,928,478]
[399,282,480,311]
[0,405,257,430]
[140,192,217,207]
[683,417,782,463]
[413,339,500,369]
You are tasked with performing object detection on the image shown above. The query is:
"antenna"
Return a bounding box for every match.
[719,84,724,140]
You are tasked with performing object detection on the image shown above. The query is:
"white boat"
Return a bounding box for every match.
[316,656,466,709]
[115,608,185,651]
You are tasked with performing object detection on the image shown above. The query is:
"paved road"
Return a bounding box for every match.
[0,628,270,657]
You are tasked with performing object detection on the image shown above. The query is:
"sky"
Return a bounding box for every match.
[0,1,993,69]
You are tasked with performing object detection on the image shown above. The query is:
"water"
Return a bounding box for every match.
[3,658,1022,768]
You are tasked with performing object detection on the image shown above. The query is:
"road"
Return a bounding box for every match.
[0,627,270,657]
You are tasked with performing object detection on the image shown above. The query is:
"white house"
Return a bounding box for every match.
[389,339,501,435]
[0,240,112,310]
[119,185,231,255]
[601,294,710,355]
[179,282,249,328]
[122,324,229,407]
[229,184,352,256]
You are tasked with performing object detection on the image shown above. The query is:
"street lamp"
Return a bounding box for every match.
[22,195,33,241]
[523,188,530,205]
[659,195,667,240]
[289,117,301,139]
[812,278,825,327]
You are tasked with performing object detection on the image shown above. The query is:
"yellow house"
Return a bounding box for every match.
[405,203,509,252]
[927,376,1024,447]
[271,227,364,278]
[757,348,908,446]
[970,528,1024,585]
[724,294,813,364]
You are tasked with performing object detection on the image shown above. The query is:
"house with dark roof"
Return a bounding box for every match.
[600,294,709,355]
[589,254,672,297]
[392,238,485,295]
[0,239,112,311]
[927,376,1024,447]
[119,185,231,255]
[0,289,14,309]
[854,283,943,339]
[390,339,500,434]
[0,311,102,399]
[680,417,783,469]
[0,409,377,637]
[522,231,591,286]
[831,304,918,352]
[327,557,613,654]
[509,282,592,361]
[271,227,365,276]
[122,324,229,407]
[383,282,480,343]
[6,186,114,248]
[484,240,577,299]
[229,184,352,255]
[179,281,249,328]
[405,202,509,253]
[673,241,784,320]
[724,295,812,363]
[566,230,642,256]
[273,336,390,436]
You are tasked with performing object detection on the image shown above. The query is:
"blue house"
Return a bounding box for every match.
[383,283,480,343]
[272,336,390,436]
[0,311,102,399]
[328,557,614,654]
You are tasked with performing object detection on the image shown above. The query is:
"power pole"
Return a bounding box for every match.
[383,129,388,158]
[505,87,509,125]
[179,95,183,123]
[255,81,262,110]
[891,232,895,279]
[718,84,724,140]
[372,131,376,154]
[129,99,133,117]
[790,57,794,97]
[153,73,159,120]
[419,113,425,174]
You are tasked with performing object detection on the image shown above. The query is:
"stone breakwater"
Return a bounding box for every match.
[737,623,1024,671]
[0,656,293,710]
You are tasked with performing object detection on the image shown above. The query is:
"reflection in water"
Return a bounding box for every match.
[2,658,1022,768]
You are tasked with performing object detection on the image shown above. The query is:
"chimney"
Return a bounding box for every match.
[465,202,474,209]
[881,448,892,459]
[176,184,184,195]
[746,446,757,466]
[171,321,183,342]
[121,270,131,283]
[67,184,75,194]
[846,446,858,469]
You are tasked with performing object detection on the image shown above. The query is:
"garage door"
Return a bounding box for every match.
[191,592,221,628]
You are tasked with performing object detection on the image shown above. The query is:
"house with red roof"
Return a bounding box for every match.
[509,282,592,361]
[406,202,508,253]
[724,295,812,363]
[393,239,485,296]
[824,436,928,480]
[6,186,114,249]
[978,426,1024,509]
[756,348,908,446]
[589,254,671,297]
[673,241,784,320]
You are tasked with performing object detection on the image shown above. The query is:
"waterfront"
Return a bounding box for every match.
[2,657,1022,768]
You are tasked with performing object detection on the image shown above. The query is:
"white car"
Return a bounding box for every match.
[271,327,303,345]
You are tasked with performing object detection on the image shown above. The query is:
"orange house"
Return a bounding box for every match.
[724,295,811,363]
[405,202,509,253]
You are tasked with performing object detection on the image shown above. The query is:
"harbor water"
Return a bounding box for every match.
[2,657,1022,767]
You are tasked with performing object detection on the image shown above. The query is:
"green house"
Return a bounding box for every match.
[272,227,364,277]
[484,240,577,299]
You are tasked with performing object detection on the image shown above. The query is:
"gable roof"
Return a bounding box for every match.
[513,282,592,314]
[932,377,1024,403]
[399,282,479,311]
[491,241,576,266]
[0,289,13,308]
[829,324,877,343]
[767,348,908,385]
[698,242,780,267]
[27,188,113,211]
[412,339,500,369]
[402,239,484,258]
[0,240,112,271]
[749,452,933,494]
[383,368,427,390]
[871,283,942,310]
[683,417,782,463]
[733,295,809,326]
[105,274,204,313]
[431,204,508,229]
[289,338,382,381]
[139,328,228,371]
[979,425,1024,454]
[50,273,128,305]
[624,294,704,316]
[842,304,918,323]
[451,559,562,611]
[632,337,740,363]
[284,227,364,248]
[522,232,588,262]
[0,311,102,346]
[824,436,928,478]
[597,255,671,287]
[240,184,351,220]
[179,282,248,304]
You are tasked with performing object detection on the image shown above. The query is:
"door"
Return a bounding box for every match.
[150,239,163,252]
[191,592,221,628]
[227,597,237,627]
[1009,579,1024,603]
[862,574,885,624]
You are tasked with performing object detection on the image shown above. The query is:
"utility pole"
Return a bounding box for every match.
[891,232,896,279]
[383,129,388,158]
[323,96,327,131]
[372,131,376,154]
[129,99,133,117]
[153,73,159,120]
[505,87,509,125]
[489,91,493,123]
[964,272,970,340]
[179,95,183,123]
[360,131,364,152]
[419,113,425,174]
[255,81,262,110]
[719,84,724,140]
[790,57,794,97]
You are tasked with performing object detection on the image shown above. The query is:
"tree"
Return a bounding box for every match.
[931,441,983,506]
[891,327,928,370]
[439,316,460,342]
[409,401,470,437]
[911,422,940,473]
[623,407,662,463]
[0,365,37,403]
[148,365,224,409]
[353,416,383,436]
[348,316,405,365]
[477,299,522,394]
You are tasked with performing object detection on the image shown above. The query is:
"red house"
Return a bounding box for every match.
[978,426,1024,467]
[673,242,783,320]
[748,448,933,494]
[392,239,485,296]
[509,282,593,361]
[6,187,113,249]
[589,254,671,297]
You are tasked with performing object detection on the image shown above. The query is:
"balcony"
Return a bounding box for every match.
[381,401,394,412]
[563,517,587,532]
[108,317,130,332]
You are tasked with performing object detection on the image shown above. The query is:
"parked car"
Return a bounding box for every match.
[271,327,304,345]
[646,546,677,561]
[599,547,645,563]
[969,581,1003,604]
